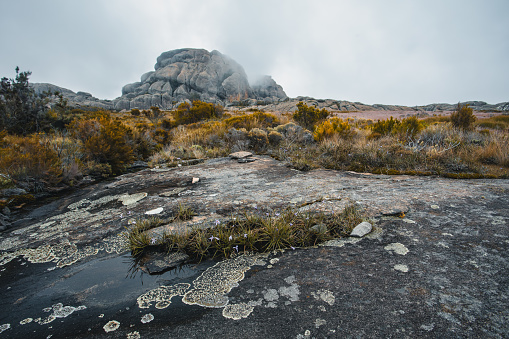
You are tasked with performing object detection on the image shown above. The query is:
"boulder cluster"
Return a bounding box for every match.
[114,48,287,110]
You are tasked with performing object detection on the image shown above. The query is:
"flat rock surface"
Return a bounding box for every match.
[0,156,507,338]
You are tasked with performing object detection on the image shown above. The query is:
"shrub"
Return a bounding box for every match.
[0,134,62,191]
[0,67,49,135]
[450,103,476,130]
[248,128,269,152]
[224,112,279,130]
[173,100,223,125]
[395,116,423,139]
[268,131,283,146]
[275,122,314,144]
[293,102,329,130]
[370,116,400,137]
[313,117,352,141]
[130,108,141,116]
[69,115,135,175]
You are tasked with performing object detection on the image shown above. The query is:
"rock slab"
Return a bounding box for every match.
[350,221,373,237]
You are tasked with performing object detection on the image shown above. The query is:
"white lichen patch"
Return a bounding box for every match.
[19,318,33,325]
[311,289,335,306]
[183,254,266,308]
[137,283,190,309]
[402,218,416,224]
[141,313,154,323]
[321,237,362,248]
[35,303,86,325]
[394,264,409,272]
[384,242,409,255]
[263,289,279,302]
[103,320,120,333]
[118,192,147,206]
[430,204,440,209]
[314,318,326,328]
[0,323,10,333]
[222,303,255,320]
[127,331,141,339]
[146,207,163,215]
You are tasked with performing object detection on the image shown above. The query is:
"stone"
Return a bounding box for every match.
[350,221,372,237]
[238,158,256,163]
[0,188,27,197]
[229,151,253,159]
[311,223,328,234]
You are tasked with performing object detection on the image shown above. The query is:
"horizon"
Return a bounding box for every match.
[1,1,508,106]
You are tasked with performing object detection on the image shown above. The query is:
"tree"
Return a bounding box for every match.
[0,67,48,135]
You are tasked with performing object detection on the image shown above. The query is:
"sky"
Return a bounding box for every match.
[1,0,508,106]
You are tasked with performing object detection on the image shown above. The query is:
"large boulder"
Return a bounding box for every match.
[112,48,287,110]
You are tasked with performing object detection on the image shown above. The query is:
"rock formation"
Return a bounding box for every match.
[113,48,287,110]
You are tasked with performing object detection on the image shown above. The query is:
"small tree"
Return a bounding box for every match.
[293,102,329,130]
[450,103,476,130]
[0,67,49,135]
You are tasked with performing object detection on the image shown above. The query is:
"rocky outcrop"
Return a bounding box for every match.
[113,48,288,110]
[31,83,115,110]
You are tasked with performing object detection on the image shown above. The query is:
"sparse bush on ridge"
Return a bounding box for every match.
[293,102,329,130]
[450,103,476,130]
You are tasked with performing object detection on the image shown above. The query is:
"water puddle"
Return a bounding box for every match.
[0,252,216,337]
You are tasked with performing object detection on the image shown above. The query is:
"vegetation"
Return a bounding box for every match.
[293,101,329,130]
[0,68,508,212]
[126,203,363,260]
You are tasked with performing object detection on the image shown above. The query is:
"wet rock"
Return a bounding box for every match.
[127,161,150,171]
[141,252,190,274]
[350,221,372,237]
[229,151,253,159]
[0,188,27,197]
[238,158,256,163]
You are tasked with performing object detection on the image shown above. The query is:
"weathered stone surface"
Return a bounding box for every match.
[1,156,508,338]
[229,151,253,159]
[111,48,288,110]
[350,221,372,237]
[0,188,27,197]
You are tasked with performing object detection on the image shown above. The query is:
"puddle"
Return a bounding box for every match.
[0,253,216,337]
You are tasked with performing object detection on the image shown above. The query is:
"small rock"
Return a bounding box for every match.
[350,221,372,237]
[2,207,11,216]
[127,161,150,170]
[238,158,256,163]
[0,188,27,197]
[192,177,200,184]
[311,223,328,234]
[146,207,163,215]
[229,151,253,159]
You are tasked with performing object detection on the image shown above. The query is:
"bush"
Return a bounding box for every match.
[370,116,400,137]
[173,100,223,125]
[313,117,352,141]
[394,116,423,139]
[293,102,329,130]
[0,67,49,135]
[248,128,269,152]
[268,131,283,145]
[224,112,279,130]
[0,134,62,191]
[69,114,135,175]
[450,103,476,130]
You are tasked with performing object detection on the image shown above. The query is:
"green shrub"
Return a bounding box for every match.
[450,103,476,130]
[293,102,329,130]
[130,108,141,116]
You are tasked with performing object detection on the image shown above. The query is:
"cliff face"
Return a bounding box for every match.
[113,48,287,110]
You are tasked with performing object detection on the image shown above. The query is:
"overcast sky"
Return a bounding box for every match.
[1,0,507,106]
